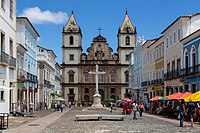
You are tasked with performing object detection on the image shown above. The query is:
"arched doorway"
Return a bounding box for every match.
[84,95,89,102]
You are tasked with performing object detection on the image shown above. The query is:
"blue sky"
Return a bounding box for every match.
[17,0,200,64]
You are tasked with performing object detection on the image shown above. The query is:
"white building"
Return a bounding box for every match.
[54,63,62,95]
[0,0,17,113]
[163,13,200,95]
[37,45,57,108]
[134,37,144,102]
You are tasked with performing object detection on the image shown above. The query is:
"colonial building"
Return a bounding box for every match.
[141,39,157,101]
[16,17,39,112]
[146,36,165,98]
[0,0,16,113]
[37,45,57,109]
[62,11,136,105]
[181,29,200,92]
[133,37,144,102]
[54,63,62,96]
[163,13,200,95]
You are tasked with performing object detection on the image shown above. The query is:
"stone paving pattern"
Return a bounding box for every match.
[41,107,200,133]
[1,107,200,133]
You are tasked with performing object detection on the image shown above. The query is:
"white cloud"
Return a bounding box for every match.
[18,7,68,24]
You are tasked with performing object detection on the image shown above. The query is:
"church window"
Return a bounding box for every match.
[69,88,74,94]
[84,73,89,83]
[125,71,129,82]
[68,70,74,83]
[110,74,115,82]
[178,29,181,40]
[85,88,89,93]
[126,55,129,61]
[98,74,104,83]
[126,36,130,45]
[111,88,115,93]
[70,36,74,45]
[69,54,74,61]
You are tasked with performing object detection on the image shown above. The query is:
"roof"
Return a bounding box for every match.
[161,12,200,34]
[146,36,163,48]
[37,45,57,58]
[179,28,200,42]
[17,17,40,37]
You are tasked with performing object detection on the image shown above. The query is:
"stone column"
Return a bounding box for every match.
[188,83,191,92]
[26,87,29,112]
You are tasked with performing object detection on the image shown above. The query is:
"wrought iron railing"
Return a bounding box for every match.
[9,56,16,67]
[0,51,9,64]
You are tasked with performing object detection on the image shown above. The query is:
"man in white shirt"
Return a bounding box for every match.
[133,102,138,120]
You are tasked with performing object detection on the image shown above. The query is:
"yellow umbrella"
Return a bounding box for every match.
[184,91,200,102]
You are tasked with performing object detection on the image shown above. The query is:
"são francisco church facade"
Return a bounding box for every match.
[61,10,136,105]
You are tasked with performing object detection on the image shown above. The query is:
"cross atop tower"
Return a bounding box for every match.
[97,27,103,35]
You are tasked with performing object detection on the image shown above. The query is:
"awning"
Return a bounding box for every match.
[150,96,162,101]
[184,91,200,102]
[165,92,182,100]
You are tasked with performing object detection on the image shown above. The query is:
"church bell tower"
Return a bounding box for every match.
[117,10,136,64]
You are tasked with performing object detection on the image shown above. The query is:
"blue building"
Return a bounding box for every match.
[181,29,200,93]
[16,17,39,112]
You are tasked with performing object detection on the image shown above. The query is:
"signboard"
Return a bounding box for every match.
[152,86,164,91]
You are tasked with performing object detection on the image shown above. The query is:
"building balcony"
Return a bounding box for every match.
[17,68,27,80]
[55,76,61,82]
[0,51,9,65]
[27,72,37,83]
[9,56,16,68]
[44,79,50,86]
[164,69,181,81]
[181,64,200,77]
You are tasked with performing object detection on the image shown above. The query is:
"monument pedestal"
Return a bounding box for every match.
[91,93,103,108]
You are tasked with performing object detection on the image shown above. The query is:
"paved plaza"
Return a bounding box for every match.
[1,107,200,133]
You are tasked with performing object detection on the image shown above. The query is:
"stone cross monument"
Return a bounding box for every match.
[89,64,105,108]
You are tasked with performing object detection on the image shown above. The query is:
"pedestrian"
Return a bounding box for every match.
[68,101,71,108]
[188,100,196,127]
[133,102,138,120]
[110,102,113,113]
[61,103,64,113]
[122,102,127,114]
[138,102,144,118]
[54,102,57,111]
[179,99,185,127]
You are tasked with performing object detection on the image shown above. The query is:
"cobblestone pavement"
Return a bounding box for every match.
[8,109,55,129]
[41,107,200,133]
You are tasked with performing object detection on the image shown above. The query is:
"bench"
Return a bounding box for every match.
[75,114,124,121]
[75,115,100,121]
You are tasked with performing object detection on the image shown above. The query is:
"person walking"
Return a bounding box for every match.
[138,102,144,118]
[133,102,138,120]
[179,99,185,127]
[188,100,196,127]
[110,102,113,113]
[54,102,57,111]
[61,103,64,113]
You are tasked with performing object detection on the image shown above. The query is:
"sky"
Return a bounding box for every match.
[17,0,200,64]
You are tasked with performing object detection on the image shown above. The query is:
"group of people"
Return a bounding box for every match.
[149,100,200,127]
[54,102,65,113]
[122,102,145,120]
[179,100,200,127]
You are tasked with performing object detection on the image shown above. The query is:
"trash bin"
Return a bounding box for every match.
[29,103,34,113]
[0,113,9,129]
